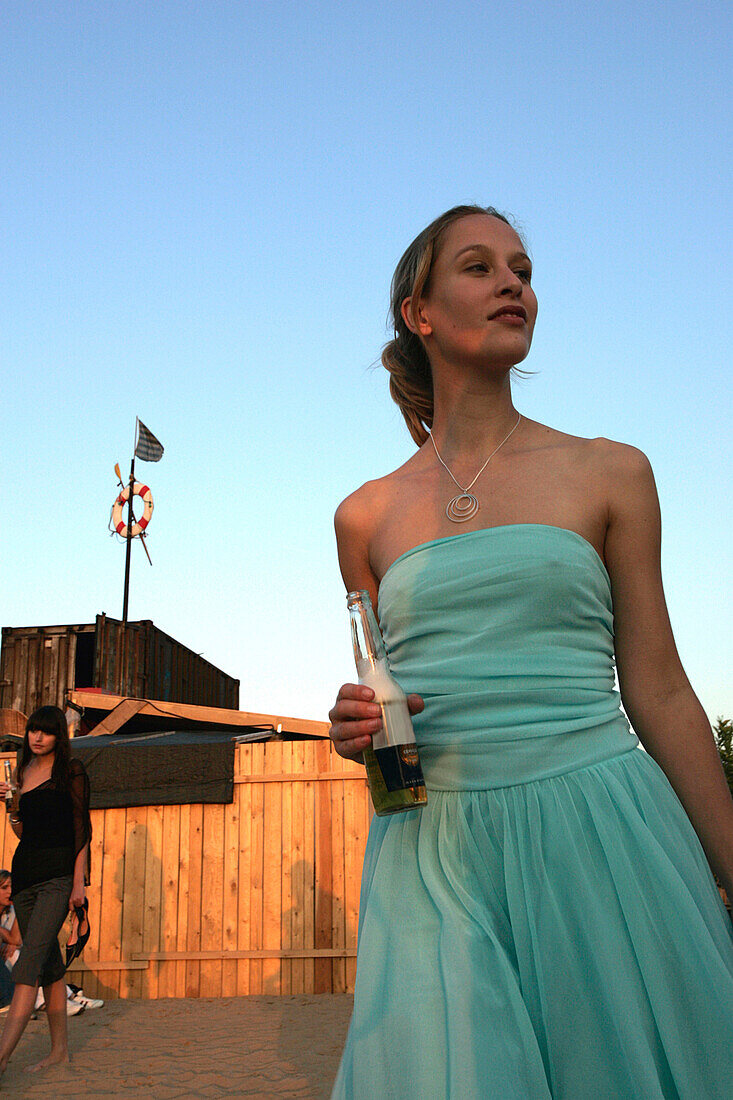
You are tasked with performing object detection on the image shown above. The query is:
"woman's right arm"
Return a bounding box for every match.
[329,490,423,761]
[0,778,22,837]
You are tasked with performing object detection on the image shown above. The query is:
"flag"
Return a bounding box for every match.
[135,420,164,462]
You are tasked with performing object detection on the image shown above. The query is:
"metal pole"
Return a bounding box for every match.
[122,457,136,624]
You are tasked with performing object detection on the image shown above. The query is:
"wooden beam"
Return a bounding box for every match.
[235,772,366,784]
[68,689,329,739]
[133,949,358,961]
[68,961,149,971]
[85,697,146,737]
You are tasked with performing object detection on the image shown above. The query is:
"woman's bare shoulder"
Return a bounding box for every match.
[588,434,651,469]
[334,460,422,595]
[334,454,422,537]
[581,435,654,505]
[334,480,388,595]
[526,420,649,472]
[335,477,386,541]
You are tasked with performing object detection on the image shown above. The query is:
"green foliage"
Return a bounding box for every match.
[714,717,733,795]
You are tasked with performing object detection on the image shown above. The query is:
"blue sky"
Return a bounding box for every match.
[2,0,730,722]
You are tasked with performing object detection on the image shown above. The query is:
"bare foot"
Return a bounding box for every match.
[26,1050,70,1073]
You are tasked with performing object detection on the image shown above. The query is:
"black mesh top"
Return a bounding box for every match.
[11,758,92,897]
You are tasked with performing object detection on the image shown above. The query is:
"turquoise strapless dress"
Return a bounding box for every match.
[332,525,733,1100]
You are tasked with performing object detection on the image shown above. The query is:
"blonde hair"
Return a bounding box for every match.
[382,204,524,445]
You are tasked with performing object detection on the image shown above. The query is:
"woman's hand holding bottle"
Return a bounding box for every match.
[0,765,17,817]
[328,683,424,763]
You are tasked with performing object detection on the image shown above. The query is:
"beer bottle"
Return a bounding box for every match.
[347,590,427,816]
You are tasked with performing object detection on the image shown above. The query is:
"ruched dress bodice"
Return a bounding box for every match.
[332,524,733,1100]
[378,524,637,788]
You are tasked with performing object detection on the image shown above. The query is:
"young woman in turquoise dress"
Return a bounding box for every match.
[328,205,733,1099]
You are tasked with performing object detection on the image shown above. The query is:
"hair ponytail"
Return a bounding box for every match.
[382,204,520,445]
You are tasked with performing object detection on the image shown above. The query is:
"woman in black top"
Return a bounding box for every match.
[0,705,91,1078]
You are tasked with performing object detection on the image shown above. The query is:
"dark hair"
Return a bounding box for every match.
[18,705,72,791]
[382,204,528,445]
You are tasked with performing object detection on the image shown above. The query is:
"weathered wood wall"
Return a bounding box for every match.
[0,625,81,712]
[0,617,240,715]
[0,741,372,998]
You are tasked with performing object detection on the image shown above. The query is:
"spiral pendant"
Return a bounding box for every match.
[446,493,479,523]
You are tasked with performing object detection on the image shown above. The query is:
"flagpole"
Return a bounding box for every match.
[122,420,138,625]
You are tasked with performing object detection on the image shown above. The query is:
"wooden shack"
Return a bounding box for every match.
[0,616,239,715]
[0,740,372,999]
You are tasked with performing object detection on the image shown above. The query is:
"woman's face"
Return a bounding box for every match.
[0,880,11,907]
[407,214,538,371]
[27,728,57,759]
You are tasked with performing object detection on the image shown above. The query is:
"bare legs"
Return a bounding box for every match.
[0,982,37,1076]
[0,978,69,1079]
[27,978,69,1072]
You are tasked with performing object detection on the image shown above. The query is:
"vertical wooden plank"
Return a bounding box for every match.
[1,773,19,870]
[221,771,240,998]
[199,802,224,997]
[41,636,54,708]
[237,745,252,995]
[141,804,164,999]
[185,802,204,997]
[97,808,126,999]
[290,741,306,994]
[65,632,77,705]
[158,803,180,998]
[330,752,347,994]
[24,638,36,715]
[302,742,316,994]
[0,638,10,709]
[119,806,148,998]
[249,746,265,994]
[279,742,293,994]
[314,740,333,993]
[47,635,59,708]
[262,741,283,993]
[77,806,106,999]
[0,808,7,871]
[175,803,191,998]
[344,767,369,993]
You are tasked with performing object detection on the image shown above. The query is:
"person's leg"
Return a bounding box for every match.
[27,978,68,1071]
[7,877,72,1074]
[0,983,38,1075]
[0,884,41,1076]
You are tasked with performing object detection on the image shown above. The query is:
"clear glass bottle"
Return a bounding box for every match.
[347,590,427,816]
[3,760,15,814]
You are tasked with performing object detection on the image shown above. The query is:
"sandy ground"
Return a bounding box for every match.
[0,995,353,1098]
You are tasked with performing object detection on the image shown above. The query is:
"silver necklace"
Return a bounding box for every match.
[430,413,521,523]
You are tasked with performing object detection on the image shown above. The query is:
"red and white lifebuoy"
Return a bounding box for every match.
[112,483,154,537]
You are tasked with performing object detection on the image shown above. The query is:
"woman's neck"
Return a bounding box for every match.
[429,377,520,462]
[28,754,54,774]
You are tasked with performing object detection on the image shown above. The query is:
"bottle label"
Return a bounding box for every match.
[373,744,425,792]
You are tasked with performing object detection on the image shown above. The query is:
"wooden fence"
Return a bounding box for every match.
[0,741,372,999]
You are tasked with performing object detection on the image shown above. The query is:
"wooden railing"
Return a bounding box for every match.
[0,741,372,999]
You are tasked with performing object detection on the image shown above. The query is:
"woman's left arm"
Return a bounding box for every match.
[602,440,733,897]
[70,844,89,909]
[69,760,92,909]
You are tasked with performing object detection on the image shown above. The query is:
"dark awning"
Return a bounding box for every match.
[71,728,252,808]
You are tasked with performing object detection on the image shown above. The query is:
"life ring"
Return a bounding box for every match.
[112,483,154,538]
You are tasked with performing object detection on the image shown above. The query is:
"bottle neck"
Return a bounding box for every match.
[347,590,387,670]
